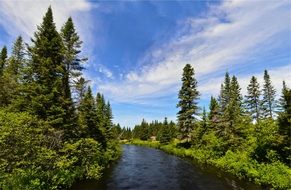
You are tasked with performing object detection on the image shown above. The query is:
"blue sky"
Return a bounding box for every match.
[0,0,290,127]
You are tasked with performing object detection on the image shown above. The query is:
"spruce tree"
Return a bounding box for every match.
[217,73,232,136]
[61,17,86,131]
[228,76,243,124]
[245,76,261,121]
[159,117,172,144]
[74,77,89,106]
[219,72,231,113]
[6,36,27,109]
[177,64,200,141]
[209,96,220,128]
[104,101,113,140]
[78,87,105,145]
[201,107,208,132]
[0,46,8,107]
[277,82,291,163]
[7,36,26,77]
[28,7,66,128]
[96,93,106,128]
[0,46,7,77]
[262,70,276,119]
[278,81,287,112]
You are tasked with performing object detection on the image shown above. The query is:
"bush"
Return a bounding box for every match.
[0,110,121,189]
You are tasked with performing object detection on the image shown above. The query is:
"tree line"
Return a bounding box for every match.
[133,63,290,166]
[0,7,119,189]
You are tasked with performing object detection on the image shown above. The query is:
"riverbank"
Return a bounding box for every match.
[128,139,291,190]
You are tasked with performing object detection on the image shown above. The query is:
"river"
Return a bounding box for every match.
[71,145,263,190]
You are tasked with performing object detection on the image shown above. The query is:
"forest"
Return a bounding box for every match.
[124,64,291,189]
[0,6,290,190]
[0,7,120,189]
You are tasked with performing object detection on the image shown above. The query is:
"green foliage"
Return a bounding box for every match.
[277,84,291,164]
[0,109,120,189]
[133,118,177,143]
[177,64,200,141]
[0,7,120,190]
[131,67,291,189]
[245,76,261,121]
[262,70,277,119]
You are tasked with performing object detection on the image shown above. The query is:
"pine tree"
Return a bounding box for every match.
[217,73,232,136]
[74,77,89,106]
[228,76,243,125]
[7,36,26,77]
[139,119,150,140]
[0,46,8,107]
[28,7,66,128]
[104,101,113,140]
[0,46,7,77]
[219,74,244,145]
[201,107,208,132]
[96,93,106,128]
[61,17,86,131]
[277,83,291,163]
[262,70,276,119]
[209,96,220,127]
[158,117,173,144]
[278,81,287,112]
[219,72,231,113]
[7,36,29,111]
[177,64,200,141]
[78,87,105,145]
[245,76,261,121]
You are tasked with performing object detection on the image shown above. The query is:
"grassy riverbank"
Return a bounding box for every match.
[128,139,291,190]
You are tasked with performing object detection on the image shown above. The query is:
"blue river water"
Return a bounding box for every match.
[71,145,263,190]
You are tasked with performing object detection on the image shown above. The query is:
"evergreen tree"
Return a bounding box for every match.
[0,46,7,77]
[219,72,231,113]
[7,36,26,77]
[139,119,150,140]
[278,81,287,112]
[177,64,200,141]
[60,17,86,133]
[277,82,291,163]
[78,87,105,145]
[245,76,261,121]
[0,46,8,107]
[1,37,26,108]
[201,107,208,132]
[74,77,89,106]
[158,117,173,144]
[262,70,276,119]
[104,101,113,140]
[96,93,106,127]
[228,76,243,126]
[209,96,220,128]
[28,7,66,128]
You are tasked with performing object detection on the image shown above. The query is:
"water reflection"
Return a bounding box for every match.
[71,145,261,190]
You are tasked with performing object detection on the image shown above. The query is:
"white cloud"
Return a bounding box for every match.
[98,66,114,79]
[199,64,291,99]
[0,0,92,39]
[0,0,101,82]
[97,0,290,104]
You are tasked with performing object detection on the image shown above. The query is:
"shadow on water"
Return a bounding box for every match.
[71,145,266,190]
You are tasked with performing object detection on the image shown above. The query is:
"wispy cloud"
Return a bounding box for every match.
[0,0,92,39]
[200,64,291,99]
[0,0,96,52]
[97,0,290,104]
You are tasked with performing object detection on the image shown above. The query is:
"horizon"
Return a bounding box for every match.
[0,0,290,127]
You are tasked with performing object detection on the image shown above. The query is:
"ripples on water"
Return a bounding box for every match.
[71,145,262,190]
